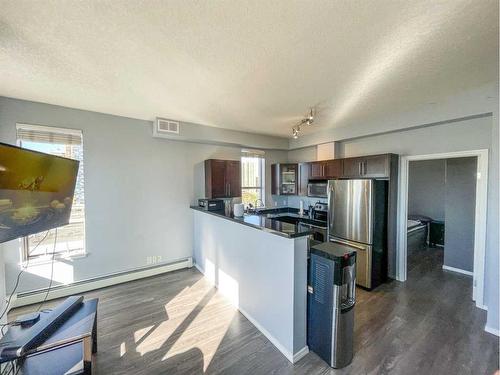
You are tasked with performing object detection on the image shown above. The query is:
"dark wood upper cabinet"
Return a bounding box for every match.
[323,159,342,179]
[342,154,390,178]
[342,157,362,178]
[363,155,390,177]
[298,163,310,196]
[225,160,241,197]
[205,159,241,198]
[310,162,324,180]
[309,159,342,180]
[271,163,298,195]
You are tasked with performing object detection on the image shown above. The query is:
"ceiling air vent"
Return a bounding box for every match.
[153,117,180,137]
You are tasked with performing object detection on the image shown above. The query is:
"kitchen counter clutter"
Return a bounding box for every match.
[190,206,325,238]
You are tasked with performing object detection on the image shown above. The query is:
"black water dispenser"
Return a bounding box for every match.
[307,241,356,368]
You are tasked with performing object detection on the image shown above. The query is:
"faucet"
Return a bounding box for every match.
[255,199,264,209]
[308,204,314,220]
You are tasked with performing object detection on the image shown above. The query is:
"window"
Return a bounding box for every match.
[16,124,86,261]
[241,151,265,206]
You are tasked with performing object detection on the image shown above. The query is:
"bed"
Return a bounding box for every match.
[407,216,431,255]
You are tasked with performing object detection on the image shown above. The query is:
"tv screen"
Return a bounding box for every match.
[0,142,79,244]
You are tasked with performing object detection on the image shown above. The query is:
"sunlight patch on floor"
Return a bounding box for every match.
[134,280,212,356]
[161,295,237,371]
[133,325,155,343]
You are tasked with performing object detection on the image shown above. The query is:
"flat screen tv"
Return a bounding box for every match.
[0,142,79,244]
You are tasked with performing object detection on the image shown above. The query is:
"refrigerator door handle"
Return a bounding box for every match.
[329,237,366,251]
[328,183,334,237]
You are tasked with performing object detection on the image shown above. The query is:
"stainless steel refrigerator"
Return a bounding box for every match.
[327,179,388,289]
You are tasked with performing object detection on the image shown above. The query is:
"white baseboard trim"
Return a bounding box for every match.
[442,265,473,276]
[485,325,500,337]
[293,345,310,363]
[11,257,193,309]
[194,261,304,363]
[238,305,295,363]
[476,303,488,311]
[193,262,204,275]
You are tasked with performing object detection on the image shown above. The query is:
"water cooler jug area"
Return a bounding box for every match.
[307,241,357,369]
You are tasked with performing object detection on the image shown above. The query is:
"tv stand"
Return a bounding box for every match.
[0,297,98,374]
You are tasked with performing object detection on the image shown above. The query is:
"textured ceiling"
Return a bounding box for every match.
[0,1,498,137]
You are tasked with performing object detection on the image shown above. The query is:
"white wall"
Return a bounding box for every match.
[193,210,308,362]
[0,97,287,293]
[485,109,499,333]
[287,147,317,163]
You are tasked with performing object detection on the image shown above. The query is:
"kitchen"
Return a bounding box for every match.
[191,152,398,366]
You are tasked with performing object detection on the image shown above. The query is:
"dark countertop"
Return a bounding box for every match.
[190,206,324,239]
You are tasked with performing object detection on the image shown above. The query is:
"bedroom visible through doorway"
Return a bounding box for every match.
[397,150,488,310]
[407,157,477,279]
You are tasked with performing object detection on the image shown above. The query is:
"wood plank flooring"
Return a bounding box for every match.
[10,247,499,374]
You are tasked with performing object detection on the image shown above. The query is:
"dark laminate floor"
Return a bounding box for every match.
[10,247,499,374]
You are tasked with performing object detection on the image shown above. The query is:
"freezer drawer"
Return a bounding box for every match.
[330,237,372,289]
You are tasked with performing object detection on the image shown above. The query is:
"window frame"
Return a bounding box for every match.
[241,153,266,206]
[16,123,87,263]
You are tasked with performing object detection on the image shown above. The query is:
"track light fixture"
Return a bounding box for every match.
[291,107,315,138]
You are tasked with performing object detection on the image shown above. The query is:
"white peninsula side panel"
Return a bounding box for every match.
[193,210,308,363]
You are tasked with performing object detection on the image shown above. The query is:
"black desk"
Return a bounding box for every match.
[0,298,98,375]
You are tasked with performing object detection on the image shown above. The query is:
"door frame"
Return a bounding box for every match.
[396,149,489,309]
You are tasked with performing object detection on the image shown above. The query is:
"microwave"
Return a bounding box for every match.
[307,182,328,198]
[198,199,224,211]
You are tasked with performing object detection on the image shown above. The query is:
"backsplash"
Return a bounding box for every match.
[270,195,327,210]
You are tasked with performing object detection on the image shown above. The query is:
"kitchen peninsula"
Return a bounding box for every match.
[191,206,312,363]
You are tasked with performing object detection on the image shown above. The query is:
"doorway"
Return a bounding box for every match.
[397,150,488,309]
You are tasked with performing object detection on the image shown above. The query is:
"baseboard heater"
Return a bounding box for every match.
[11,257,193,309]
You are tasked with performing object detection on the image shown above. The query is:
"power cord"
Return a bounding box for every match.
[37,228,57,312]
[0,230,59,375]
[0,230,50,323]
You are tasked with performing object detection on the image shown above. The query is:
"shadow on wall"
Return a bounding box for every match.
[194,161,206,202]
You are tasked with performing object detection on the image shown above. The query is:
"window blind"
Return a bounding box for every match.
[16,124,82,145]
[241,148,265,158]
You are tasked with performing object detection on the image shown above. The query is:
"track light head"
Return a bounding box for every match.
[291,107,315,138]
